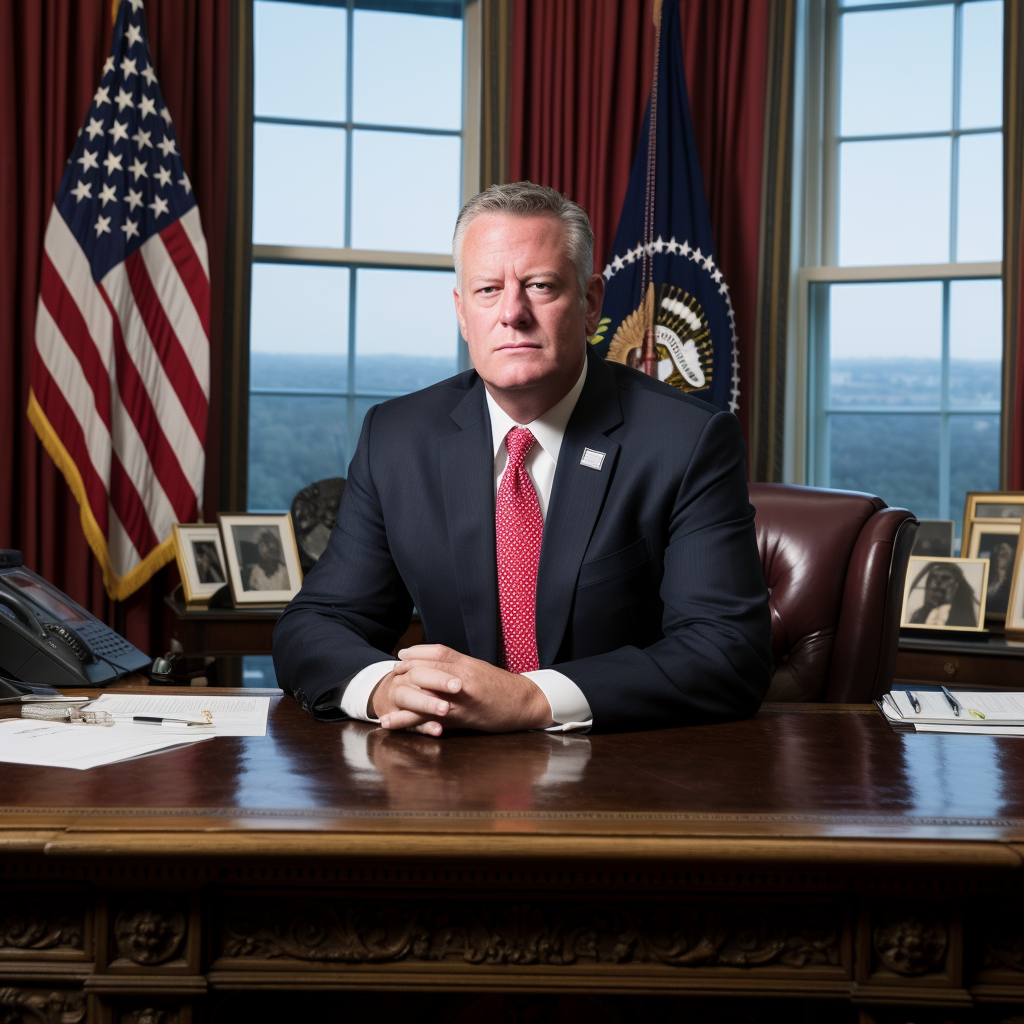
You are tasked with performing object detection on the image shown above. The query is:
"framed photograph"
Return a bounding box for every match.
[965,522,1021,620]
[172,524,228,605]
[911,520,955,559]
[218,514,303,606]
[901,556,989,633]
[1006,523,1024,639]
[962,492,1024,555]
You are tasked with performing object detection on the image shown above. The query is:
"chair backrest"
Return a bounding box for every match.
[748,483,918,704]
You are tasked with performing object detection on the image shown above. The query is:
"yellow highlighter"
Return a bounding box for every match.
[968,708,986,720]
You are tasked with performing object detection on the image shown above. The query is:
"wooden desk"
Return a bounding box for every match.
[3,693,1024,1023]
[896,631,1024,689]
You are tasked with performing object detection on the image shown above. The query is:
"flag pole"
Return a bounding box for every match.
[641,1,663,379]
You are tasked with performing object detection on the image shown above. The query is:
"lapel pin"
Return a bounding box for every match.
[580,448,606,471]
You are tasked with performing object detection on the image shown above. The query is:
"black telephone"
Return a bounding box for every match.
[0,550,151,687]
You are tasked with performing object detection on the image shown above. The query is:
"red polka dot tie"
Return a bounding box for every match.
[496,427,543,674]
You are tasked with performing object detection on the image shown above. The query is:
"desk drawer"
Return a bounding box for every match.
[895,650,1024,689]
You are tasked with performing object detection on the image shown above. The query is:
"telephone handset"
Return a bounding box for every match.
[0,550,151,687]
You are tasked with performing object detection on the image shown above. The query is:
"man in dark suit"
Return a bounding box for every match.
[273,183,772,734]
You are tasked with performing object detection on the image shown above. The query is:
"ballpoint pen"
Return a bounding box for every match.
[940,686,961,717]
[132,716,213,727]
[906,690,922,713]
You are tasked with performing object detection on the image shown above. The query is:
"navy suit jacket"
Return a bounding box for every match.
[273,348,772,732]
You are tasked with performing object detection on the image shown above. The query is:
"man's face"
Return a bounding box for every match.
[453,212,602,393]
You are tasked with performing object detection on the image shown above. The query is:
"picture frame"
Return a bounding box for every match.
[900,556,989,633]
[965,521,1021,620]
[961,491,1024,556]
[172,523,229,605]
[1005,522,1024,639]
[217,513,303,606]
[910,520,955,559]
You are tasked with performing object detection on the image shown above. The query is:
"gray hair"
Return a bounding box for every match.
[452,182,595,307]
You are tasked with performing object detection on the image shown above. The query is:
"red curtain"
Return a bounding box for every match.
[509,0,769,447]
[0,0,232,653]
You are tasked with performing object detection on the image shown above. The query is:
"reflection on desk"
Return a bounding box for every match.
[3,692,1024,1022]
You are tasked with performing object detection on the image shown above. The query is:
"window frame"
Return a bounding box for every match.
[793,0,1005,510]
[245,0,481,511]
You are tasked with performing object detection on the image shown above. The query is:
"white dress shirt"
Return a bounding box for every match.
[338,361,594,731]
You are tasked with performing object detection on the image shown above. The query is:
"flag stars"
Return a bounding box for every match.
[126,23,143,47]
[77,149,99,172]
[102,151,123,176]
[154,165,173,187]
[691,246,703,262]
[680,241,691,256]
[121,219,140,241]
[129,157,148,181]
[132,127,152,149]
[178,173,192,194]
[611,254,624,272]
[114,87,134,112]
[128,0,144,13]
[120,56,138,78]
[156,136,177,158]
[94,215,112,237]
[712,268,723,284]
[99,183,117,206]
[94,85,110,107]
[148,195,169,219]
[141,64,157,87]
[160,105,172,127]
[125,187,144,211]
[139,95,157,120]
[102,56,115,77]
[85,117,105,140]
[653,236,665,254]
[110,119,129,144]
[70,180,92,203]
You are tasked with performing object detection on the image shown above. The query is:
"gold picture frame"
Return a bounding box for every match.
[965,521,1022,621]
[900,556,989,633]
[218,513,304,606]
[1005,522,1024,639]
[961,491,1024,555]
[172,523,229,605]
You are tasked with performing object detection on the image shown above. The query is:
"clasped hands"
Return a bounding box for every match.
[369,644,554,736]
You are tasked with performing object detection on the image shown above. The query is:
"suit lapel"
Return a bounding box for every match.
[439,379,500,665]
[535,351,624,666]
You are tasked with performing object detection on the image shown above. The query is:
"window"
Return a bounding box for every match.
[803,0,1003,542]
[248,0,470,513]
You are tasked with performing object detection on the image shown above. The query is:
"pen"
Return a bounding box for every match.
[132,716,213,727]
[940,686,961,717]
[906,690,922,714]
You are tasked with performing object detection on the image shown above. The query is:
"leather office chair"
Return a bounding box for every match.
[749,483,918,704]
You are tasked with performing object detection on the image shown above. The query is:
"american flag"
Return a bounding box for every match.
[30,0,209,601]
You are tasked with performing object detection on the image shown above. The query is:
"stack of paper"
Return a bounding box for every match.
[880,689,1024,736]
[0,693,271,770]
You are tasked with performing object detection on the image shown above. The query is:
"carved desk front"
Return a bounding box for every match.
[2,690,1024,1024]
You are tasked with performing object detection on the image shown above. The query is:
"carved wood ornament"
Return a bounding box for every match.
[113,897,186,966]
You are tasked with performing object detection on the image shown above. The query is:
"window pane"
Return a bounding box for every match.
[950,414,1001,541]
[828,282,942,408]
[355,269,458,392]
[253,124,346,247]
[248,396,349,511]
[839,138,951,265]
[254,1,346,121]
[957,132,1003,263]
[353,10,463,130]
[950,278,1002,408]
[250,264,349,390]
[960,0,1003,130]
[351,130,461,252]
[828,414,940,519]
[840,6,953,136]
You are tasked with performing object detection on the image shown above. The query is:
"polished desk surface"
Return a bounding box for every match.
[3,689,1024,868]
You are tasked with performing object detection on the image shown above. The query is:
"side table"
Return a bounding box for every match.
[895,631,1024,689]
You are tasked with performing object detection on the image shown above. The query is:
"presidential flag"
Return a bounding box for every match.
[30,0,210,601]
[590,0,739,413]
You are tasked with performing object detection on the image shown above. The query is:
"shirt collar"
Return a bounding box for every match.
[485,358,588,463]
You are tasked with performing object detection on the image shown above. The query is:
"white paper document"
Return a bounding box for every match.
[881,690,1024,736]
[0,718,213,770]
[88,693,271,737]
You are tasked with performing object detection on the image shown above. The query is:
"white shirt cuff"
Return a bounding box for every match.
[339,660,398,721]
[523,669,593,732]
